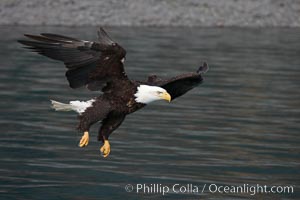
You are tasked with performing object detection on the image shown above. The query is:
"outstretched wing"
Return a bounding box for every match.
[146,62,209,100]
[18,27,127,91]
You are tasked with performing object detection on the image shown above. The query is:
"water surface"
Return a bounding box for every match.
[0,26,299,199]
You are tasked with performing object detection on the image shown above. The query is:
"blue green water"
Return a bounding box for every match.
[0,26,299,199]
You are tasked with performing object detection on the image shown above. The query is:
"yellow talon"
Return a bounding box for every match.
[100,140,111,158]
[79,131,89,147]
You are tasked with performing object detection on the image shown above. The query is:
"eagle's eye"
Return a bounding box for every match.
[156,91,163,95]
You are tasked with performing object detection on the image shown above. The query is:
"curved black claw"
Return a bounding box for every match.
[197,62,209,74]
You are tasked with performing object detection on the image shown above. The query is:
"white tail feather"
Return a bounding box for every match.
[50,100,73,111]
[50,99,95,114]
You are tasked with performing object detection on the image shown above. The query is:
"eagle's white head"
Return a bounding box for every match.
[134,85,171,104]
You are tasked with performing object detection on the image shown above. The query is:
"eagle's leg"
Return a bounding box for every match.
[98,113,126,158]
[79,131,89,147]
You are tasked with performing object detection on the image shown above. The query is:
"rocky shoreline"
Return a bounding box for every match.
[0,0,299,27]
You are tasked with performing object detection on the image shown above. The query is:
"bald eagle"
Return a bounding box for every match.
[18,28,208,158]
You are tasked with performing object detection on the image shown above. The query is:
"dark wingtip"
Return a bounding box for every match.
[197,62,209,74]
[17,39,30,45]
[99,26,105,33]
[23,34,31,37]
[97,27,114,45]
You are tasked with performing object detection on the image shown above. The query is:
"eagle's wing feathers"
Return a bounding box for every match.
[19,34,98,69]
[18,27,127,91]
[147,62,208,100]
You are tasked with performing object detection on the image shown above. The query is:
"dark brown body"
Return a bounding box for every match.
[77,79,145,142]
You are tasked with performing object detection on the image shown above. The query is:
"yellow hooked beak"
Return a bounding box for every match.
[159,91,171,102]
